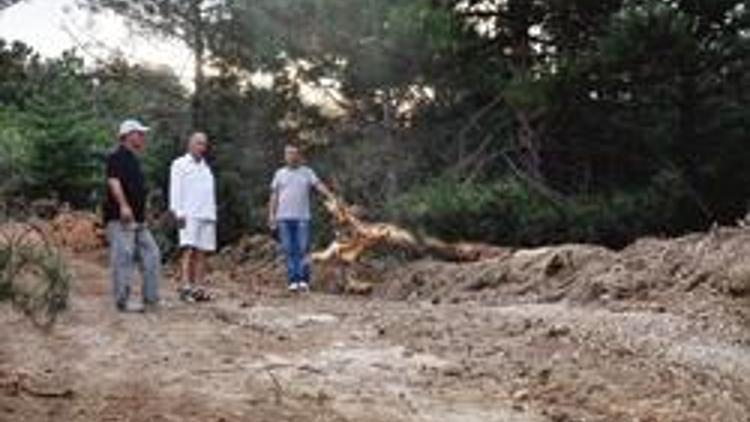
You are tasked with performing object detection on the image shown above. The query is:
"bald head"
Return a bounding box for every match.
[188,132,209,160]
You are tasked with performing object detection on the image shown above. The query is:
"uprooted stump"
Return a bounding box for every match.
[310,199,511,294]
[312,199,508,264]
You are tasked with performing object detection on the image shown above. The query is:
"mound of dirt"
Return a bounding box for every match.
[204,215,750,319]
[373,226,750,321]
[0,211,104,253]
[207,235,287,292]
[49,212,105,252]
[3,221,750,421]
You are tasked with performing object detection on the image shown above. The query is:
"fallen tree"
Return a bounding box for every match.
[312,198,508,264]
[304,199,510,294]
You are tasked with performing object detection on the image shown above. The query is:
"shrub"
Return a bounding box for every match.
[0,223,71,328]
[387,174,694,248]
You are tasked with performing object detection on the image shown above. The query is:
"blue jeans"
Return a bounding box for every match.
[278,219,311,285]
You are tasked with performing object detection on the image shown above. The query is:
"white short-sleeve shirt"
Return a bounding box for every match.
[271,165,320,221]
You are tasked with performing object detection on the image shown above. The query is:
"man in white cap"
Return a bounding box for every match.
[169,132,217,302]
[104,119,161,312]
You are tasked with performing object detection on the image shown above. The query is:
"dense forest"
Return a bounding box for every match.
[1,0,750,251]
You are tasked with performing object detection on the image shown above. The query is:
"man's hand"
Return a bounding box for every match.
[315,182,337,204]
[120,205,134,223]
[268,192,279,233]
[108,178,135,224]
[173,212,187,229]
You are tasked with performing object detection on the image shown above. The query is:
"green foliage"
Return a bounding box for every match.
[21,54,110,207]
[4,0,750,249]
[0,39,38,107]
[389,175,693,248]
[0,107,33,196]
[0,45,111,207]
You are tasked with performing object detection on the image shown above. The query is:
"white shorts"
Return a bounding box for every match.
[179,219,216,252]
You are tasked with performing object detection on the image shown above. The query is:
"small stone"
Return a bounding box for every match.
[442,364,463,378]
[512,389,530,401]
[316,390,332,403]
[547,325,571,338]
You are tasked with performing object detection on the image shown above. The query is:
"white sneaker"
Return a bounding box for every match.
[116,301,144,313]
[288,282,300,292]
[298,282,310,293]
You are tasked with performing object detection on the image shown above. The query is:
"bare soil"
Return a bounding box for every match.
[2,226,750,422]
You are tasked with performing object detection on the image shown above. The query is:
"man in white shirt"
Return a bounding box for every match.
[169,132,217,301]
[269,144,336,292]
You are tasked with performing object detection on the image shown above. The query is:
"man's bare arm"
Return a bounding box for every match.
[108,178,133,222]
[268,191,279,229]
[314,181,336,201]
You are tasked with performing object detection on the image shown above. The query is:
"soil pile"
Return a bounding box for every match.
[375,227,750,323]
[49,211,105,252]
[2,218,750,421]
[0,211,104,253]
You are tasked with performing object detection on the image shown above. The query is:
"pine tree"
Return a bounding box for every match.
[23,53,109,207]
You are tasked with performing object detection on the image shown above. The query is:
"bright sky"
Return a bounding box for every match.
[0,0,346,115]
[0,0,195,86]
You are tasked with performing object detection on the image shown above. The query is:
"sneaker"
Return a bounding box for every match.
[288,282,300,292]
[298,282,310,293]
[190,287,213,302]
[116,301,145,313]
[116,301,127,312]
[178,285,196,303]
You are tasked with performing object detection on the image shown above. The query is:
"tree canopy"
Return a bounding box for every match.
[2,0,750,248]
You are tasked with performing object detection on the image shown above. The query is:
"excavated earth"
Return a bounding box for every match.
[1,222,750,422]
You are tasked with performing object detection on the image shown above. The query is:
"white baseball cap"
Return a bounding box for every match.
[118,119,150,137]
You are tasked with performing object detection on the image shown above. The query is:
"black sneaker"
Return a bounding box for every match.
[178,286,196,303]
[116,301,127,312]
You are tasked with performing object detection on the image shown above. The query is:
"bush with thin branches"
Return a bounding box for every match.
[0,220,71,328]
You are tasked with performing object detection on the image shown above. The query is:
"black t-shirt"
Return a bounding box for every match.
[103,145,146,223]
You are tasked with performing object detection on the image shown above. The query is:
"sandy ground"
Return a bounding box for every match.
[1,249,750,422]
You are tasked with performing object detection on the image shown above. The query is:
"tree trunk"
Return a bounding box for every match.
[190,0,206,130]
[507,0,544,182]
[514,107,543,182]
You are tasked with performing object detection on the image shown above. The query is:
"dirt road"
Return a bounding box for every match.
[1,249,749,422]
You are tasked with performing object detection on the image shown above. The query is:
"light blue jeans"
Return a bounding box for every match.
[278,219,311,285]
[106,222,161,308]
